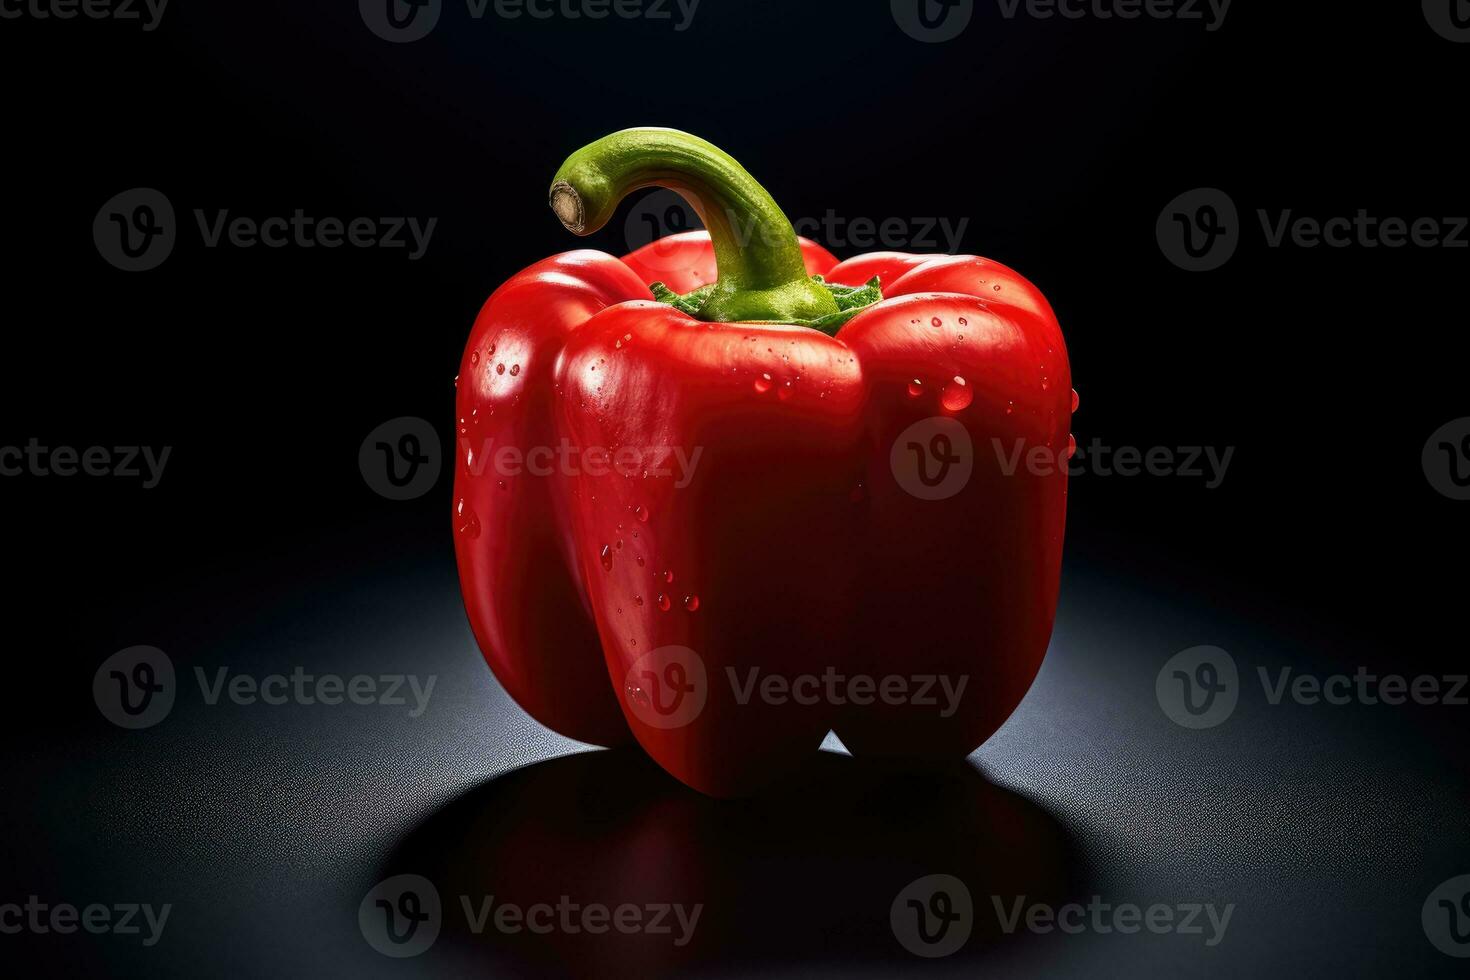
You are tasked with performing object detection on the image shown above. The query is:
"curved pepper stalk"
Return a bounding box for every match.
[550,128,843,325]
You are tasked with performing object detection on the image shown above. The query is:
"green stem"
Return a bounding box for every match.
[549,128,839,324]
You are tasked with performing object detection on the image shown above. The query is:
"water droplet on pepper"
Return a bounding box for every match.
[455,499,480,538]
[941,376,972,411]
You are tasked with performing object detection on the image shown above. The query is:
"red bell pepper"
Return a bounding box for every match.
[454,129,1071,796]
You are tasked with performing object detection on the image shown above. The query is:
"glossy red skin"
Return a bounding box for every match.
[453,233,839,750]
[822,253,1070,759]
[454,231,1070,795]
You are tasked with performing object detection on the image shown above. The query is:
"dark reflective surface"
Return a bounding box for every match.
[383,747,1085,976]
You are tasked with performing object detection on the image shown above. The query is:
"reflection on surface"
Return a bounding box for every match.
[383,747,1084,976]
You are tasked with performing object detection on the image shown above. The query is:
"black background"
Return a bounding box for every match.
[1,1,1466,976]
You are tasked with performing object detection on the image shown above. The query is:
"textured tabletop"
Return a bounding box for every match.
[7,550,1464,978]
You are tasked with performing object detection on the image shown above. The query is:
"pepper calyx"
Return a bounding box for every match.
[650,275,883,336]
